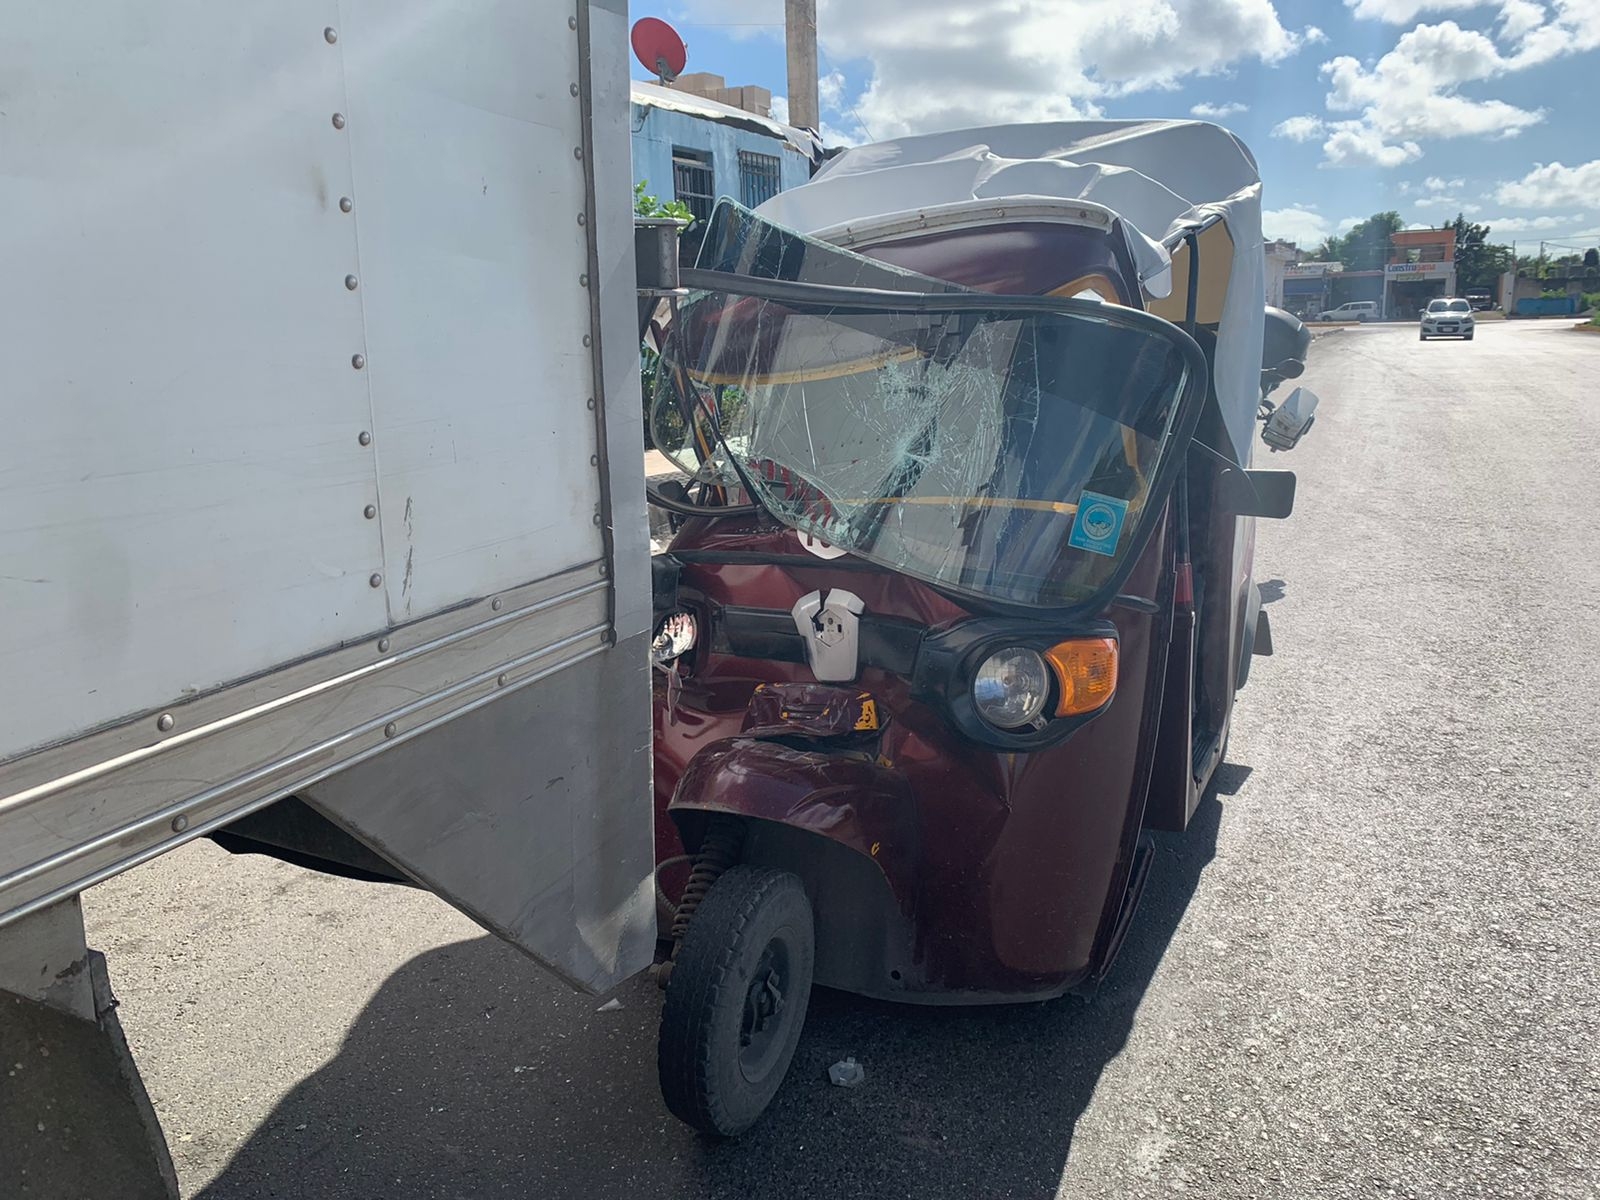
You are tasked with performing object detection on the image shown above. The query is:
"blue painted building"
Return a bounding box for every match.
[631,80,815,258]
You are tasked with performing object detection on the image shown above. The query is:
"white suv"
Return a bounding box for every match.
[1316,301,1377,322]
[1420,298,1475,341]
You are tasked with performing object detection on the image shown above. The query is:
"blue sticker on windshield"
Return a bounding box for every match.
[1068,491,1130,558]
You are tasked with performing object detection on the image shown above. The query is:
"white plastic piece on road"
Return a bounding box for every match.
[596,997,624,1012]
[828,1057,866,1087]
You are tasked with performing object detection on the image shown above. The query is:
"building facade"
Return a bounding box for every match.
[1282,262,1343,319]
[1383,227,1456,318]
[1264,240,1298,310]
[630,81,815,261]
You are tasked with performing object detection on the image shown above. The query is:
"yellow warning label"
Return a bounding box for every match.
[854,698,879,731]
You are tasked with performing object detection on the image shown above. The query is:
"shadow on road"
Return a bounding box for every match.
[1210,761,1253,796]
[198,793,1227,1200]
[1257,578,1287,605]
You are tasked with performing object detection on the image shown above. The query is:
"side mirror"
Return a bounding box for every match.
[1261,306,1311,374]
[1217,467,1297,520]
[1262,387,1319,453]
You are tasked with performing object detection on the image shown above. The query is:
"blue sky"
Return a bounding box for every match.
[629,0,1599,254]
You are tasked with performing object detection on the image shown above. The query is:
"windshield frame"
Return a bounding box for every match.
[665,267,1212,619]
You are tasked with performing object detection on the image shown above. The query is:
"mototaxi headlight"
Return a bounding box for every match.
[972,647,1052,729]
[650,611,697,668]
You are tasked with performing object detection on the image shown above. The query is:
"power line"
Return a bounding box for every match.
[816,46,875,143]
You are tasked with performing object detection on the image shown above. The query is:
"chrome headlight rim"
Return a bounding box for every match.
[971,645,1052,730]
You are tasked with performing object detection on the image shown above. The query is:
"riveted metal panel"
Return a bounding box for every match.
[0,0,384,762]
[1,1,653,989]
[337,0,606,622]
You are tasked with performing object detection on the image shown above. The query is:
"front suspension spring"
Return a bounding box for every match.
[669,818,744,946]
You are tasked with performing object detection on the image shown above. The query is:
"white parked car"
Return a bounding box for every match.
[1420,297,1475,341]
[1316,300,1377,322]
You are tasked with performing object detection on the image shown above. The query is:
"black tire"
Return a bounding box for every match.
[1464,332,1474,341]
[1419,332,1427,340]
[658,866,814,1136]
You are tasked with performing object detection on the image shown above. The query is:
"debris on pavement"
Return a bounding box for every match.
[596,997,624,1012]
[828,1057,865,1087]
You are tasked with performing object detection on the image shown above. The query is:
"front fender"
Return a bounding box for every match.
[669,738,919,909]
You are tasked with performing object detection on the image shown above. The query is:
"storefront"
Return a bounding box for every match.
[1384,260,1457,319]
[1282,262,1341,319]
[1385,228,1457,318]
[1326,270,1385,310]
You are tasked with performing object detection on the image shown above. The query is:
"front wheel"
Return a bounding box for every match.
[1419,331,1427,340]
[1464,332,1474,341]
[658,866,815,1136]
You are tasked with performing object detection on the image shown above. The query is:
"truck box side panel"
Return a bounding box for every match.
[1,0,654,990]
[0,0,387,762]
[338,0,605,622]
[306,0,657,990]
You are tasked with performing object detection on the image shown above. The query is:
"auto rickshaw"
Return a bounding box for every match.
[640,120,1318,1136]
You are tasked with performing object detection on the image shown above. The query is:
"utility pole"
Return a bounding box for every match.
[785,0,819,132]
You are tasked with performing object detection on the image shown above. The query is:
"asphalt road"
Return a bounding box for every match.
[84,319,1600,1199]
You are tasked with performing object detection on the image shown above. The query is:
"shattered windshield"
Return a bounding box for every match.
[654,291,1193,608]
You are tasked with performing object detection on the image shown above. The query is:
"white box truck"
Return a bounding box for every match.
[0,3,652,1191]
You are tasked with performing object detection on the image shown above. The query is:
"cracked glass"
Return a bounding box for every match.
[656,293,1190,608]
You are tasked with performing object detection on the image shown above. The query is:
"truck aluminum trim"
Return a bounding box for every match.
[0,562,612,928]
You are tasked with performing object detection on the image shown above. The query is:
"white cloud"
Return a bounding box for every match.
[678,0,1595,168]
[1404,176,1476,211]
[1273,115,1326,141]
[1322,123,1423,167]
[1307,6,1600,169]
[1498,0,1548,40]
[1315,20,1546,166]
[1341,2,1600,72]
[1476,212,1589,234]
[819,118,867,147]
[674,0,1309,139]
[1495,160,1600,208]
[1191,101,1248,118]
[770,94,789,124]
[1262,205,1332,246]
[1344,0,1495,21]
[1506,0,1600,67]
[817,70,847,109]
[1260,209,1368,246]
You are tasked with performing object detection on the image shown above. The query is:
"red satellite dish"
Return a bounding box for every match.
[631,17,687,84]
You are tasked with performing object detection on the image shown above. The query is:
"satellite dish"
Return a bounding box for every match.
[631,17,687,84]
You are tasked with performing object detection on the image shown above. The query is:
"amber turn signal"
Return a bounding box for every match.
[1043,638,1118,716]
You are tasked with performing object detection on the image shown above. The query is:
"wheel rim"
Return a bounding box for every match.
[737,933,795,1083]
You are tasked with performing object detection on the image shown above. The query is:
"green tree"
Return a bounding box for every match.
[1317,212,1405,271]
[633,179,693,223]
[1449,214,1511,293]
